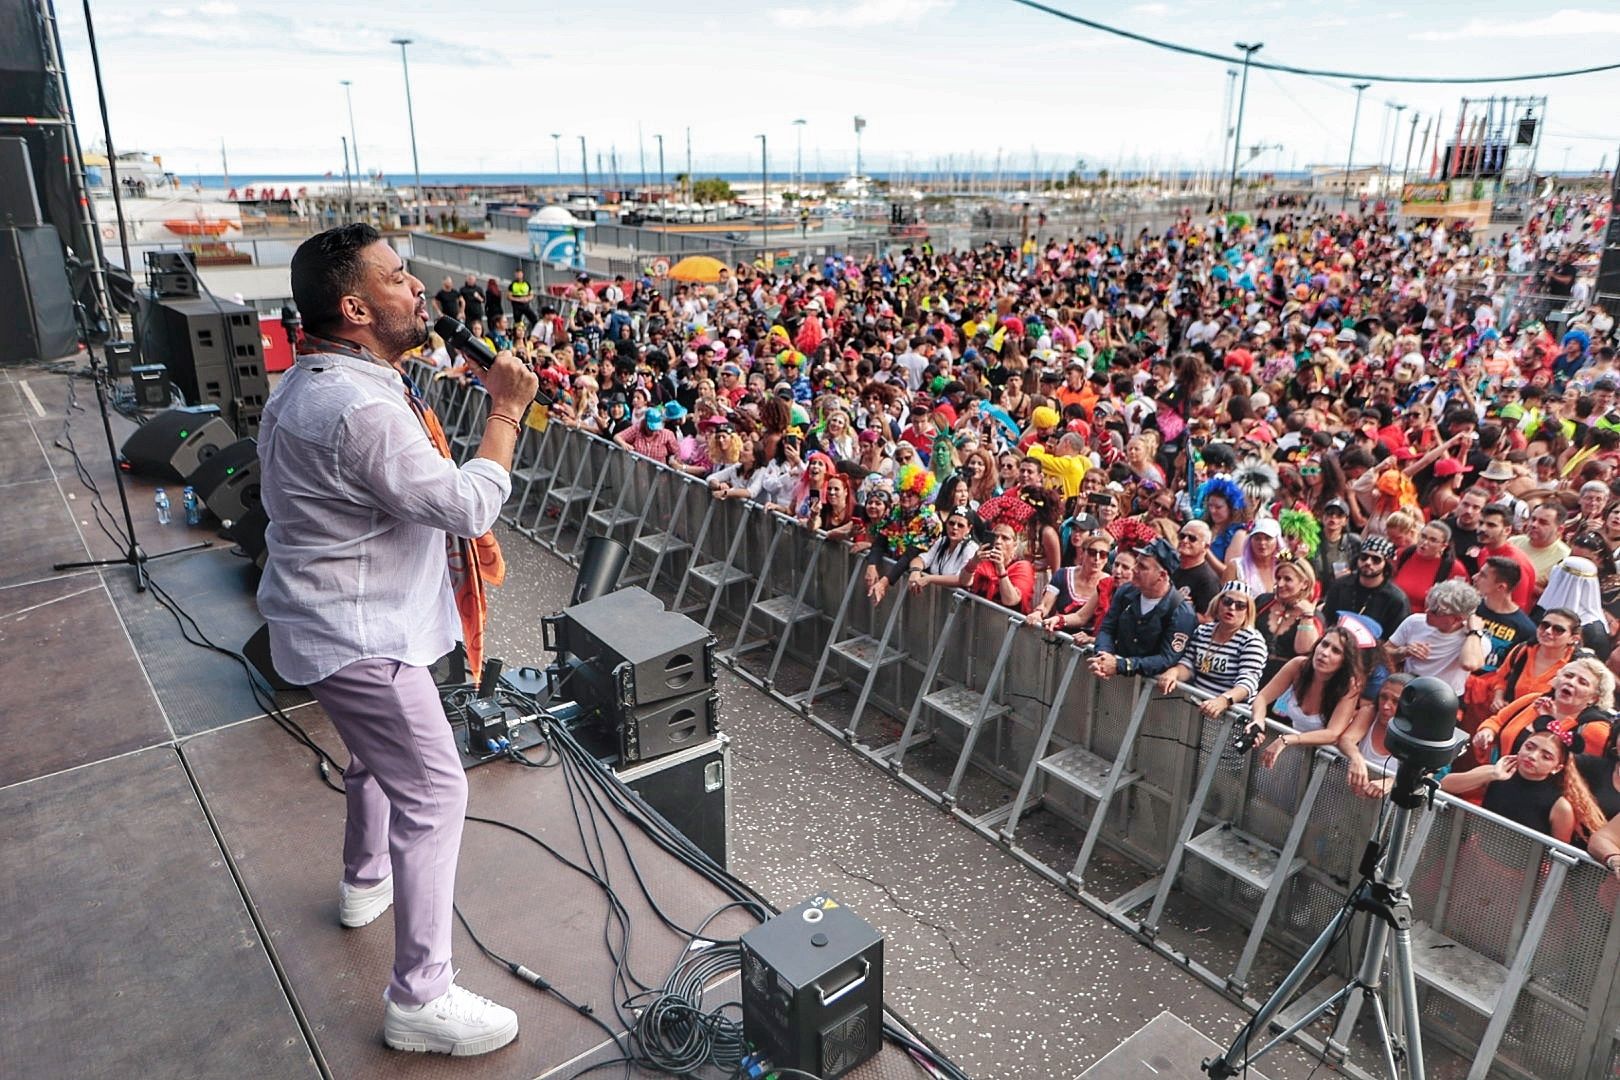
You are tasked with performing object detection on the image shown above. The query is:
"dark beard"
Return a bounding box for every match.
[372,300,430,360]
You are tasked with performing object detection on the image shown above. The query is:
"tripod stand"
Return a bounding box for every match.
[1204,763,1437,1080]
[52,331,211,593]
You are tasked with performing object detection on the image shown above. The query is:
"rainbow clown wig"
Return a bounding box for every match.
[896,463,938,501]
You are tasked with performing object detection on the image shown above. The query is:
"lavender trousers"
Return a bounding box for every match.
[309,657,466,1006]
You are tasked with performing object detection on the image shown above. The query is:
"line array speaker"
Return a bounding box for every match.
[137,293,269,436]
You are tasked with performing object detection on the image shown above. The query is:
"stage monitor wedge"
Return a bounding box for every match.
[187,437,260,525]
[119,405,235,481]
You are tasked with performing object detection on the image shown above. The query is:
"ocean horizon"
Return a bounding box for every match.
[183,169,1310,191]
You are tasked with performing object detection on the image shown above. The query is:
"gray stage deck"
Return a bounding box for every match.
[0,362,1333,1079]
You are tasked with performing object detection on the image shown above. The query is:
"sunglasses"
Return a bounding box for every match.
[1539,621,1575,635]
[1356,554,1386,564]
[1218,596,1249,610]
[1084,547,1110,558]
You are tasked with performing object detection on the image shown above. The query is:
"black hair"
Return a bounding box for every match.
[290,223,383,335]
[1482,554,1523,591]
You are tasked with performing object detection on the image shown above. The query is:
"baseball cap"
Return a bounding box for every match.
[1134,537,1177,571]
[1322,498,1349,516]
[1359,535,1396,560]
[1433,457,1470,478]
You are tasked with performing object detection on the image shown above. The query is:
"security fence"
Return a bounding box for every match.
[407,376,1620,1080]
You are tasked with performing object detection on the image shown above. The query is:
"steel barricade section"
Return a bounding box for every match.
[455,421,1620,1080]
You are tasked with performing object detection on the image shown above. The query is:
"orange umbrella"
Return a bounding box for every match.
[667,255,727,283]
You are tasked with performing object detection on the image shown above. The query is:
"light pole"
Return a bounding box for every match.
[1341,82,1371,213]
[654,133,665,202]
[339,79,362,188]
[853,115,866,187]
[341,136,352,219]
[1226,41,1262,214]
[1385,103,1406,204]
[389,38,423,227]
[792,118,806,195]
[550,133,561,189]
[756,133,768,235]
[579,136,590,206]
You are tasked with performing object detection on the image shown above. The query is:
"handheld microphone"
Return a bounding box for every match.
[434,315,552,405]
[435,315,498,369]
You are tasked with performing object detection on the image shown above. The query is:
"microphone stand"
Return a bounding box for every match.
[53,312,212,593]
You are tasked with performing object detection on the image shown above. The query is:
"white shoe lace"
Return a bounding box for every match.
[432,975,502,1024]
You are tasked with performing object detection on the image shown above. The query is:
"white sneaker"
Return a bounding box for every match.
[384,979,519,1057]
[338,876,393,928]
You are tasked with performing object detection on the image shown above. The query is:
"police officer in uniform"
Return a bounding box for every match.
[1090,538,1197,679]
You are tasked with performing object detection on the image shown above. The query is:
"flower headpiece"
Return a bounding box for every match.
[897,463,938,500]
[1108,517,1158,547]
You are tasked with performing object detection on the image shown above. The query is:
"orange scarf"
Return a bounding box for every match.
[298,334,507,671]
[403,390,506,673]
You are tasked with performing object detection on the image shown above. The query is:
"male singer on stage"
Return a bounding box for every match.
[258,223,538,1057]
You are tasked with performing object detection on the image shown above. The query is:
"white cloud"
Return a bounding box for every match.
[197,1,240,14]
[772,0,951,31]
[1413,8,1620,41]
[1129,3,1171,15]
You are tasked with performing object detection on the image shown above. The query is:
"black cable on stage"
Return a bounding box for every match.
[1005,0,1620,84]
[57,364,963,1079]
[50,370,348,793]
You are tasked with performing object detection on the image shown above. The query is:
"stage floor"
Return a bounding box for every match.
[0,362,1331,1079]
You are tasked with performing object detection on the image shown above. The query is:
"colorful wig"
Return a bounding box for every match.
[1278,508,1322,558]
[1196,476,1247,518]
[897,463,938,501]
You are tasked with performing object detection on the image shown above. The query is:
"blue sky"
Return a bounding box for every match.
[54,0,1620,180]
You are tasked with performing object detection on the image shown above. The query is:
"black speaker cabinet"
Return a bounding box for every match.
[137,293,269,436]
[187,437,260,525]
[243,622,302,692]
[741,895,883,1080]
[589,684,718,765]
[119,405,235,481]
[0,225,77,363]
[543,586,715,708]
[0,136,42,226]
[130,364,170,408]
[145,250,198,298]
[225,504,268,570]
[616,734,729,868]
[104,339,136,379]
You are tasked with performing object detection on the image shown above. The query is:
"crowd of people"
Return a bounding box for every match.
[420,190,1620,858]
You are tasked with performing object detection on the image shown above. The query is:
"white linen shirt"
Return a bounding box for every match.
[257,349,511,685]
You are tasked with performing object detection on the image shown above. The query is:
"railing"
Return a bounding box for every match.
[403,392,1620,1079]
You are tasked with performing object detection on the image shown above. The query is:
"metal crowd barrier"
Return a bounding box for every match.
[423,412,1620,1080]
